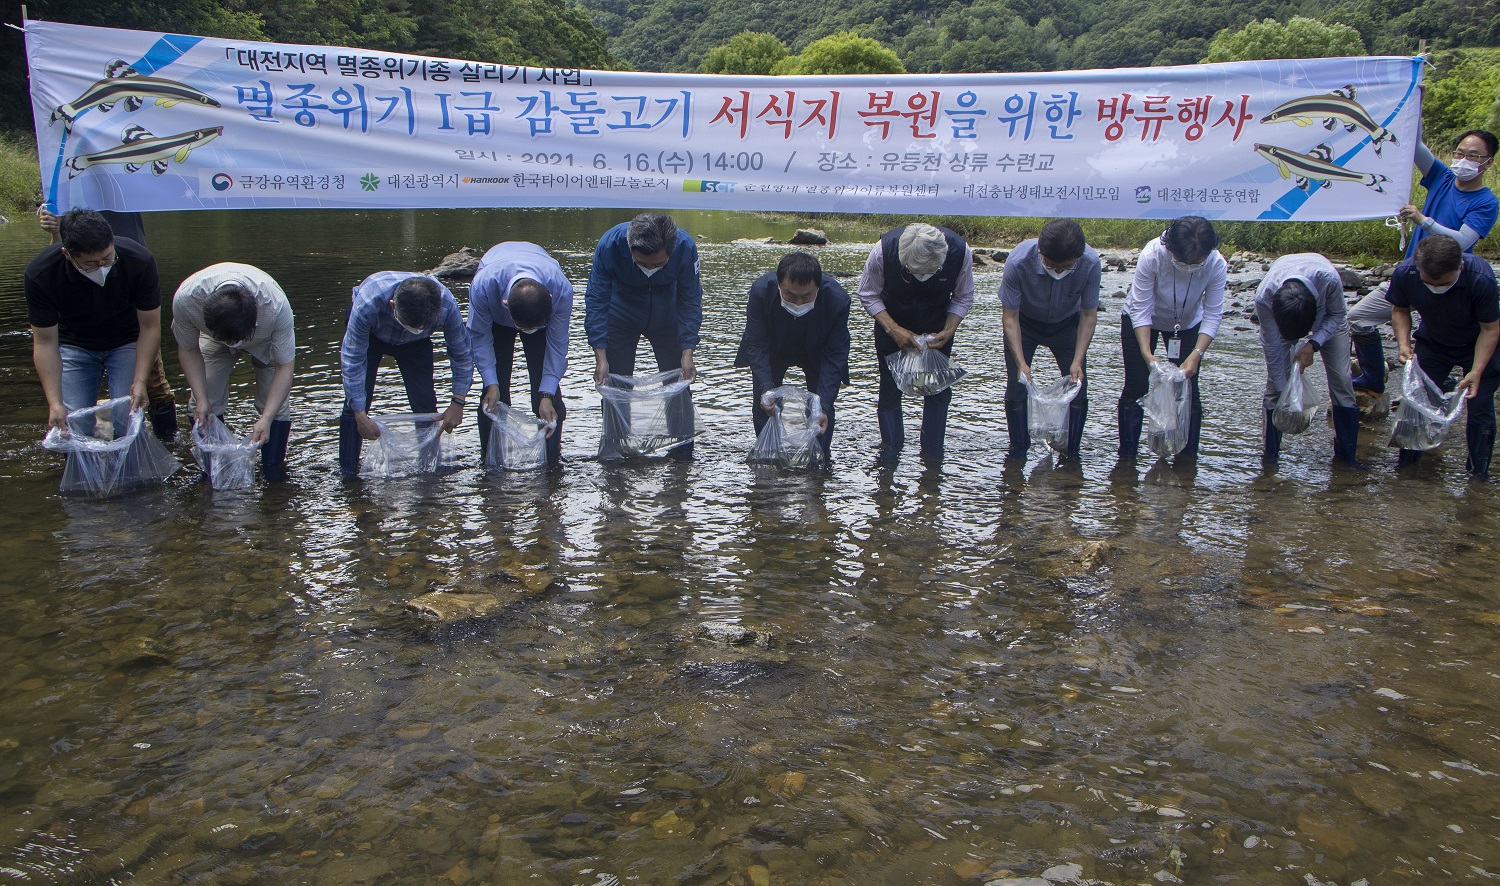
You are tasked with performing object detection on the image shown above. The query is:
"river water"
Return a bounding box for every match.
[1,209,1497,885]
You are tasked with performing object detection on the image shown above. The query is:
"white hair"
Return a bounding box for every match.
[897,224,947,278]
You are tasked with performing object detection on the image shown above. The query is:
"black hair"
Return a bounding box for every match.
[626,213,678,256]
[202,283,258,344]
[1161,216,1219,265]
[392,276,444,329]
[58,209,114,255]
[1037,219,1086,263]
[1270,279,1317,342]
[1414,234,1463,279]
[776,251,822,285]
[1454,129,1498,159]
[507,278,553,330]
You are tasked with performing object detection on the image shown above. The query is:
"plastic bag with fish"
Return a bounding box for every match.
[748,385,826,471]
[191,415,260,490]
[1140,361,1193,458]
[1272,363,1325,435]
[483,402,548,471]
[1024,375,1082,452]
[1387,358,1465,450]
[597,369,699,460]
[884,335,967,396]
[40,397,181,498]
[360,412,456,478]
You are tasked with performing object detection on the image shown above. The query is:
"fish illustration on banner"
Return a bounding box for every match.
[65,125,223,178]
[50,59,220,133]
[1254,142,1390,193]
[1258,85,1399,156]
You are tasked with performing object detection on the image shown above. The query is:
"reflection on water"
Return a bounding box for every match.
[2,210,1499,884]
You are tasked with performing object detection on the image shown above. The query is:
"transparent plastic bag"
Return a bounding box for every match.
[1023,375,1082,453]
[885,335,967,396]
[191,415,260,490]
[597,369,699,460]
[1387,359,1465,451]
[1272,364,1325,435]
[1140,362,1192,458]
[360,413,455,478]
[748,385,826,471]
[40,397,181,498]
[483,402,548,471]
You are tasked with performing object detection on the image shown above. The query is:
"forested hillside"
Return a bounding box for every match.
[578,0,1498,73]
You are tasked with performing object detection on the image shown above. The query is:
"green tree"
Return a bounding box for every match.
[700,31,789,74]
[1202,15,1365,62]
[772,30,903,75]
[1422,49,1500,152]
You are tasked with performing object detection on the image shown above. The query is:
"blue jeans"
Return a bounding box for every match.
[60,343,137,411]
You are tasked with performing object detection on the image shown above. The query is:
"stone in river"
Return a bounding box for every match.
[406,591,503,621]
[788,228,828,245]
[698,620,773,647]
[424,248,482,281]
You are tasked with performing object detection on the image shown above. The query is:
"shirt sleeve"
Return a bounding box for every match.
[584,241,613,350]
[817,284,852,407]
[947,248,976,319]
[1079,255,1102,312]
[170,281,203,351]
[441,296,474,404]
[1308,269,1347,347]
[341,291,373,412]
[268,300,296,366]
[676,238,703,351]
[856,246,886,317]
[1473,267,1500,325]
[130,251,162,312]
[739,278,774,392]
[1198,257,1227,340]
[467,276,499,389]
[541,276,572,395]
[1124,246,1157,329]
[998,258,1025,311]
[24,269,58,329]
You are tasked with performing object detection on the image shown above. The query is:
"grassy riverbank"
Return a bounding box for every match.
[0,132,40,220]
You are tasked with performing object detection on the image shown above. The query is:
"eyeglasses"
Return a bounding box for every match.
[69,250,116,271]
[1452,151,1493,163]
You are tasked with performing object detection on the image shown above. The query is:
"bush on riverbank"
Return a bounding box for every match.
[0,131,40,218]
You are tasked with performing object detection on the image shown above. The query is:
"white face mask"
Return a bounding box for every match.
[781,298,815,317]
[913,270,936,282]
[1171,258,1204,273]
[223,338,251,350]
[1452,158,1484,182]
[636,264,662,278]
[80,265,111,286]
[396,318,425,335]
[1425,280,1457,295]
[1044,266,1074,281]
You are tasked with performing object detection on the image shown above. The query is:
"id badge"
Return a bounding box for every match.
[1166,337,1181,360]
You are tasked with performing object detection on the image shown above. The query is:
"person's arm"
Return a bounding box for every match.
[1002,308,1029,382]
[250,360,295,443]
[1308,271,1347,350]
[468,279,500,412]
[440,297,472,431]
[677,239,703,382]
[177,338,212,426]
[30,325,69,431]
[815,288,851,422]
[1124,249,1157,333]
[1180,258,1226,378]
[1414,141,1436,177]
[1071,308,1098,382]
[741,284,775,410]
[341,293,381,439]
[927,249,975,348]
[586,240,614,385]
[131,308,160,410]
[536,278,572,431]
[1391,305,1415,364]
[1459,321,1499,399]
[36,207,60,245]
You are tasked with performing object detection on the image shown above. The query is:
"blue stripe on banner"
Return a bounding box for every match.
[45,32,204,210]
[1258,57,1424,221]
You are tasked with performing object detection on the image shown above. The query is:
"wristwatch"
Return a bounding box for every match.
[1309,340,1321,353]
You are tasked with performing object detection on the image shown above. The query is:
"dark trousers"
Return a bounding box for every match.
[751,365,835,454]
[1118,313,1202,460]
[339,336,437,476]
[477,323,565,466]
[1405,340,1499,477]
[873,323,953,458]
[1003,313,1086,456]
[606,322,693,458]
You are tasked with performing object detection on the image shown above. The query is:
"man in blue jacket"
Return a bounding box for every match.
[586,213,703,459]
[734,251,850,456]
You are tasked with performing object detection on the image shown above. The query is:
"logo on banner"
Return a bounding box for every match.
[211,173,233,191]
[1135,186,1151,204]
[360,174,380,192]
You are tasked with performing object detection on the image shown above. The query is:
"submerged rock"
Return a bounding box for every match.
[406,591,503,621]
[424,248,482,281]
[698,620,773,647]
[788,228,828,245]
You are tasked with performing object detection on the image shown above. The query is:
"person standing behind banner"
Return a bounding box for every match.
[859,222,975,465]
[1348,129,1498,394]
[735,251,851,457]
[1253,253,1364,471]
[999,219,1101,462]
[338,272,473,478]
[24,209,161,433]
[1388,234,1500,479]
[585,213,703,460]
[171,263,297,482]
[1117,216,1226,464]
[38,205,178,441]
[468,241,573,468]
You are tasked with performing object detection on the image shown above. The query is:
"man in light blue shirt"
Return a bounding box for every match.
[999,219,1102,461]
[338,271,472,478]
[468,242,573,467]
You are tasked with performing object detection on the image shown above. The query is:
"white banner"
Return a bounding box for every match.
[27,20,1423,221]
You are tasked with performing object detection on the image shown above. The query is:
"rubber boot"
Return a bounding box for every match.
[1179,390,1202,463]
[1117,401,1143,462]
[1397,448,1422,469]
[1330,405,1369,470]
[261,420,291,483]
[1465,420,1493,481]
[1262,408,1281,470]
[1065,402,1086,460]
[1350,332,1386,394]
[876,408,904,465]
[148,400,178,443]
[1004,399,1029,461]
[918,391,950,465]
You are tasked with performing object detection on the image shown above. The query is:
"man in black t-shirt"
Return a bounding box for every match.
[1387,234,1500,479]
[24,209,162,434]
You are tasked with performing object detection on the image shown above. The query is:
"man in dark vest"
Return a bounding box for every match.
[734,251,850,457]
[857,223,975,465]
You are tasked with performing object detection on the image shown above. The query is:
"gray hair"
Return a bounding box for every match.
[897,224,947,278]
[626,213,678,255]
